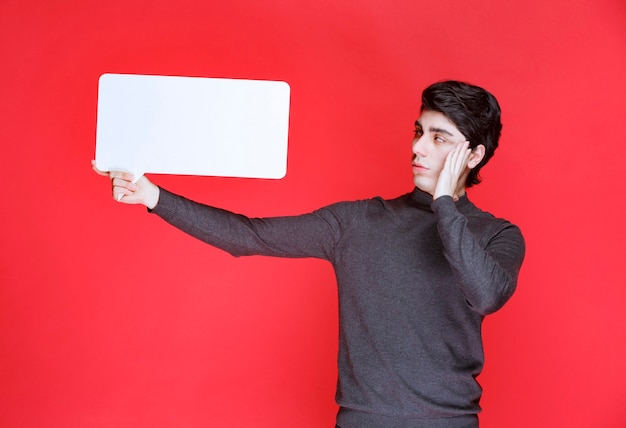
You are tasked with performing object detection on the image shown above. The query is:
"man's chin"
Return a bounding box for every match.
[412,178,434,195]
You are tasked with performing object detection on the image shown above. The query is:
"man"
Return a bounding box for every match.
[94,80,525,427]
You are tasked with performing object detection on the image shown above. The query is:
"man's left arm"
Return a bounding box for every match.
[432,196,526,315]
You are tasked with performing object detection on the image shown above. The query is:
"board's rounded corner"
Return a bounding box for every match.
[274,167,288,180]
[98,72,112,85]
[276,80,291,93]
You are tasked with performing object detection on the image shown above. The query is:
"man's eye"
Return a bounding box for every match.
[434,136,446,143]
[413,129,423,137]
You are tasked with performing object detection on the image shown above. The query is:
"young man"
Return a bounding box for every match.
[94,80,525,427]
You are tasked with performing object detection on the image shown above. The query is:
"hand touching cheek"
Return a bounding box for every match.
[433,141,472,201]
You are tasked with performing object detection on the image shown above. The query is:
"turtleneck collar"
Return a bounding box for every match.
[409,187,472,212]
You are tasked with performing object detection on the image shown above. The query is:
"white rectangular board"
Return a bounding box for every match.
[94,73,290,179]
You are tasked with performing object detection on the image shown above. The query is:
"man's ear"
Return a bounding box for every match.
[468,144,486,169]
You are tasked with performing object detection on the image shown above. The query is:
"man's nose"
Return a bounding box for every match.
[412,136,426,157]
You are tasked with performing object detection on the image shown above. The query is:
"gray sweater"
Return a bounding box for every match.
[151,187,525,427]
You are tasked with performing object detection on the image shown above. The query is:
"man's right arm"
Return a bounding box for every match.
[93,161,355,261]
[150,188,352,260]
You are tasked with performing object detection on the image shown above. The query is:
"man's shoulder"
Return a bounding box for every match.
[467,208,524,250]
[312,192,413,225]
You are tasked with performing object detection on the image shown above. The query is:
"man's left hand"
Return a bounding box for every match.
[433,141,472,201]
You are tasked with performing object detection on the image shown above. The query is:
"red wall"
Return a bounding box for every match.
[1,0,625,426]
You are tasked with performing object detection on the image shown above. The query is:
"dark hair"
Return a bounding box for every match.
[420,80,502,187]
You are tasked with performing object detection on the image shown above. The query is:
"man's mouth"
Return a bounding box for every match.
[412,163,428,172]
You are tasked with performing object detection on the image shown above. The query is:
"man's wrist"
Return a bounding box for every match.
[145,184,160,210]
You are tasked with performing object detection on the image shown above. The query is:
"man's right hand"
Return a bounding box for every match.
[91,160,160,209]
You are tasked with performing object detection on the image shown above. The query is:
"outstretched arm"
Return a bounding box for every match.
[92,160,354,260]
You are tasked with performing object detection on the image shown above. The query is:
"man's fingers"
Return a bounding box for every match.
[91,160,136,183]
[91,160,109,177]
[448,141,471,172]
[110,175,138,203]
[109,171,135,182]
[111,177,137,189]
[112,185,134,203]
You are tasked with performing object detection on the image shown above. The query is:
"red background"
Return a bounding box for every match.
[1,0,625,426]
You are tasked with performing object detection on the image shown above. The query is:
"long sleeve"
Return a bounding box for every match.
[432,195,525,315]
[150,187,360,260]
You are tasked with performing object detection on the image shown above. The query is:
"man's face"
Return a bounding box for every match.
[411,110,468,195]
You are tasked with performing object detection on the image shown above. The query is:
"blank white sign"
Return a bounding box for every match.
[94,73,290,179]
